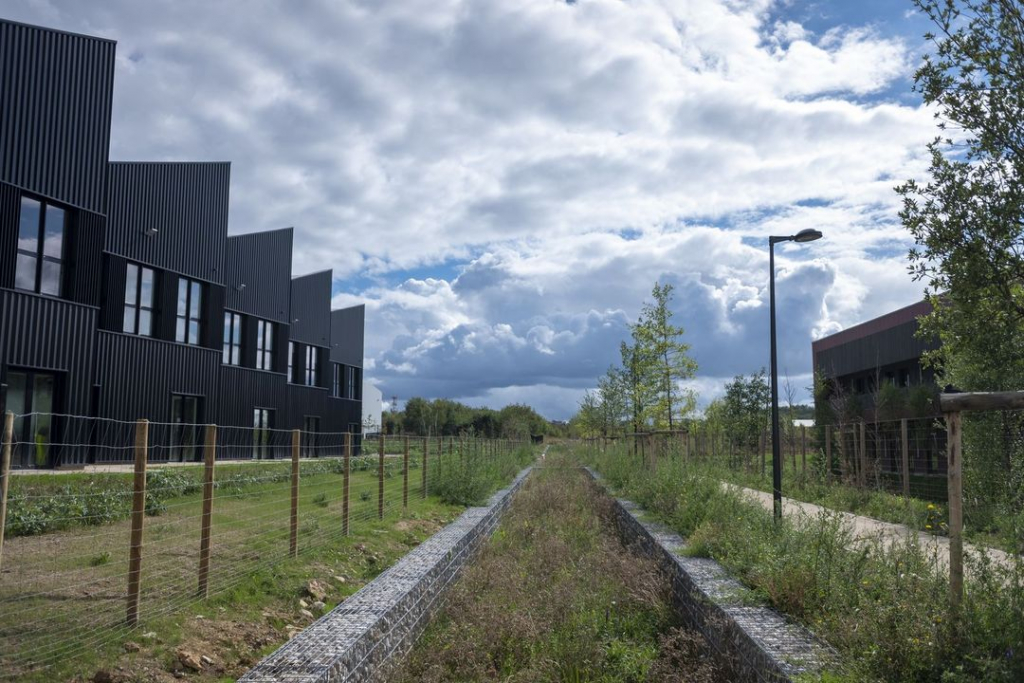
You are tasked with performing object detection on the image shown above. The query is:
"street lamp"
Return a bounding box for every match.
[768,228,822,520]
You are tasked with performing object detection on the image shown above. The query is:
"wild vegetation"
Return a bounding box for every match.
[383,398,559,439]
[586,441,1024,683]
[398,447,728,683]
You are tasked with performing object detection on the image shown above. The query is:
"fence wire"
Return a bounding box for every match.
[0,412,528,679]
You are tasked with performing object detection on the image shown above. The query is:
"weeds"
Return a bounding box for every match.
[587,444,1024,682]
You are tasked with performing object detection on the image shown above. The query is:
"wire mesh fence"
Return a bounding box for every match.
[0,411,529,679]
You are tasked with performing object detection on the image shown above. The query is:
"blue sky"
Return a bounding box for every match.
[6,1,943,419]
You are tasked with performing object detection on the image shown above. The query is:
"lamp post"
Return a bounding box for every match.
[769,228,822,520]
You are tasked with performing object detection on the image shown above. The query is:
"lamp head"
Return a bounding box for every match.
[793,228,823,243]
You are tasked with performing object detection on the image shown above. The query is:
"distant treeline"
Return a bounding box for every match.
[382,397,567,440]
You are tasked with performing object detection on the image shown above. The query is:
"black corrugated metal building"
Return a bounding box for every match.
[0,18,364,467]
[812,299,939,412]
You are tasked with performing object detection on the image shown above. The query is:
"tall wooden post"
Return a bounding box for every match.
[127,419,149,627]
[402,436,410,509]
[378,434,385,520]
[858,422,867,488]
[900,418,910,497]
[946,411,964,611]
[290,429,300,557]
[421,437,430,499]
[197,425,217,598]
[343,432,351,535]
[825,424,832,483]
[800,425,807,474]
[0,412,14,572]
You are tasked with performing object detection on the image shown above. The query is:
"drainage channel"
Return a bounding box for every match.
[240,457,538,683]
[243,447,827,682]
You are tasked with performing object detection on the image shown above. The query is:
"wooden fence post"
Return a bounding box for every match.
[290,429,300,558]
[901,418,910,497]
[0,412,14,572]
[343,432,351,535]
[421,437,429,498]
[197,424,217,599]
[825,425,832,482]
[402,436,410,509]
[378,434,385,520]
[859,422,867,488]
[801,425,807,474]
[127,418,149,627]
[946,411,964,611]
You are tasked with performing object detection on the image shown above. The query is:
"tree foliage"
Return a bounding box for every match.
[898,0,1024,390]
[572,282,698,434]
[384,398,552,438]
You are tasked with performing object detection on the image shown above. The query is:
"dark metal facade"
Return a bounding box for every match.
[224,229,293,323]
[330,305,365,366]
[106,162,229,282]
[0,20,114,214]
[0,18,365,466]
[290,270,333,347]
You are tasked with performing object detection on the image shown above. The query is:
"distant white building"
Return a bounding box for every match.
[362,381,383,434]
[792,419,815,428]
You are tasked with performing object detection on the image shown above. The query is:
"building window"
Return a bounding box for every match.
[289,342,297,383]
[176,278,203,345]
[305,346,319,386]
[16,196,66,296]
[253,408,273,459]
[256,320,274,371]
[223,312,242,365]
[123,264,155,336]
[344,365,361,400]
[302,416,320,458]
[332,363,342,397]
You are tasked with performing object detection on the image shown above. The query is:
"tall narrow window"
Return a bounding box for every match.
[253,408,273,459]
[344,365,361,399]
[289,342,297,382]
[305,346,318,386]
[123,264,155,335]
[332,364,342,397]
[256,320,274,370]
[223,312,241,365]
[15,196,66,296]
[176,278,203,345]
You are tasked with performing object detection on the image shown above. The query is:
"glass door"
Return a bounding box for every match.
[253,408,273,459]
[302,416,320,458]
[6,371,57,468]
[170,395,201,462]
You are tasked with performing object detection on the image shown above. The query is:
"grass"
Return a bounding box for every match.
[587,443,1024,683]
[1,444,537,682]
[397,447,728,683]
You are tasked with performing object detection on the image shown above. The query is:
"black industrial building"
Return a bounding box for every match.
[0,18,364,468]
[812,299,939,403]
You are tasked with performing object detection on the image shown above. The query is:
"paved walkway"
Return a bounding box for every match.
[728,484,1017,576]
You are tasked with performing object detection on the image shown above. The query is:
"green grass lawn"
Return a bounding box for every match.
[1,445,535,682]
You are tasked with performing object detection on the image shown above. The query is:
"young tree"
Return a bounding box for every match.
[597,367,627,436]
[898,0,1024,391]
[619,339,658,434]
[635,283,699,429]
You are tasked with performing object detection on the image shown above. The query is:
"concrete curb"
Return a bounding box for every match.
[239,465,533,683]
[584,467,836,683]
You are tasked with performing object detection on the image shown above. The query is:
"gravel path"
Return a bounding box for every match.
[729,484,1017,575]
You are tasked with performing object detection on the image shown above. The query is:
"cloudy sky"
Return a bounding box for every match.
[7,0,940,419]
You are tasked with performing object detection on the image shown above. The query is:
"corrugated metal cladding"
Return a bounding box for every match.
[289,270,332,346]
[814,320,939,379]
[218,365,288,429]
[0,181,18,288]
[328,396,362,432]
[287,384,329,428]
[0,289,96,413]
[224,229,293,323]
[106,162,230,283]
[330,305,364,365]
[94,331,220,422]
[65,210,105,307]
[0,20,114,213]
